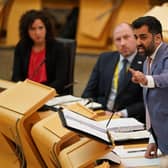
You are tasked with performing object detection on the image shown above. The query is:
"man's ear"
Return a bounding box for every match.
[154,34,162,45]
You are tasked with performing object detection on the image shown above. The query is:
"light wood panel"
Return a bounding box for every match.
[77,0,150,54]
[5,0,42,46]
[0,133,20,168]
[0,80,56,168]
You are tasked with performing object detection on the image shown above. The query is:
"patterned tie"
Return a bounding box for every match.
[118,59,128,92]
[147,57,152,74]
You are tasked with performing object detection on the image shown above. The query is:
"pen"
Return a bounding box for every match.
[127,149,146,153]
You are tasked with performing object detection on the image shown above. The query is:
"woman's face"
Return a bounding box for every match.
[28,19,46,45]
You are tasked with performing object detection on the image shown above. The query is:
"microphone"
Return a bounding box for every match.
[106,111,115,128]
[64,80,79,89]
[29,58,46,80]
[106,111,115,146]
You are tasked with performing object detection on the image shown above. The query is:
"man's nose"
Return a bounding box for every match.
[120,38,126,45]
[136,37,142,46]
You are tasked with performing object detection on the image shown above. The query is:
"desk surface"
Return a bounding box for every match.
[0,79,15,92]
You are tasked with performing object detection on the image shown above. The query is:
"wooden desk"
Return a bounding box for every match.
[0,79,15,92]
[33,107,158,168]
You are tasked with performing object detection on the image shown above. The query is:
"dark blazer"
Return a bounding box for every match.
[12,39,68,95]
[82,51,145,123]
[144,43,168,154]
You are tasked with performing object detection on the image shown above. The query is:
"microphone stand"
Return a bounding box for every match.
[106,111,115,146]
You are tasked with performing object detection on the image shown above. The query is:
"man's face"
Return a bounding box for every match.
[113,24,137,58]
[133,25,156,57]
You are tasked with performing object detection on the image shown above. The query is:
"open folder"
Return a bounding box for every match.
[58,109,149,146]
[58,108,113,145]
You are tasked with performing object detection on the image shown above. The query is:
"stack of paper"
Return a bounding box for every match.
[45,95,82,106]
[111,130,150,141]
[113,146,161,167]
[45,95,102,110]
[98,118,144,132]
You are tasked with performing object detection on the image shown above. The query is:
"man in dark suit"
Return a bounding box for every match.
[82,23,146,123]
[130,16,168,157]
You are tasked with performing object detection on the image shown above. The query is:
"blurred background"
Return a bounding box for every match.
[0,0,168,96]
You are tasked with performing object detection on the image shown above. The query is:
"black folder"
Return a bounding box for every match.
[58,108,113,145]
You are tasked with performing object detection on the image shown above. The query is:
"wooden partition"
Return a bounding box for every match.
[144,3,168,42]
[0,133,20,168]
[76,0,150,54]
[0,80,56,168]
[0,0,150,52]
[31,113,79,168]
[7,0,42,46]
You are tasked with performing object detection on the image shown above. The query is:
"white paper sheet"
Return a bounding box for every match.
[110,130,150,141]
[122,157,160,167]
[99,118,144,132]
[113,146,161,167]
[45,95,82,106]
[114,146,146,158]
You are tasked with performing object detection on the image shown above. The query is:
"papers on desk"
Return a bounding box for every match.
[114,146,147,158]
[110,130,150,142]
[80,100,102,110]
[113,146,161,167]
[122,157,160,167]
[58,109,147,145]
[45,95,82,106]
[45,95,102,109]
[97,151,121,164]
[99,118,144,132]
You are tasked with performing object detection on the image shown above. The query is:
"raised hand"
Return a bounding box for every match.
[129,68,147,85]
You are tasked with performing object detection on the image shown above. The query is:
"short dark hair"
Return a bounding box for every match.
[132,16,163,38]
[19,9,54,44]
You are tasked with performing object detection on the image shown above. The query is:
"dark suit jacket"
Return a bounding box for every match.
[82,51,145,123]
[12,39,68,95]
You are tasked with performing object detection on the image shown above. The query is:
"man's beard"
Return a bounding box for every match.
[137,45,147,57]
[138,40,155,57]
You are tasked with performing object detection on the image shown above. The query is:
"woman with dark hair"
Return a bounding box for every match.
[12,9,68,95]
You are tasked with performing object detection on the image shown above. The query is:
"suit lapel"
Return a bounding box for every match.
[144,43,165,99]
[151,43,165,74]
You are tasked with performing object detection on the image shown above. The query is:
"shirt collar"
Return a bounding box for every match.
[150,42,163,60]
[119,50,137,64]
